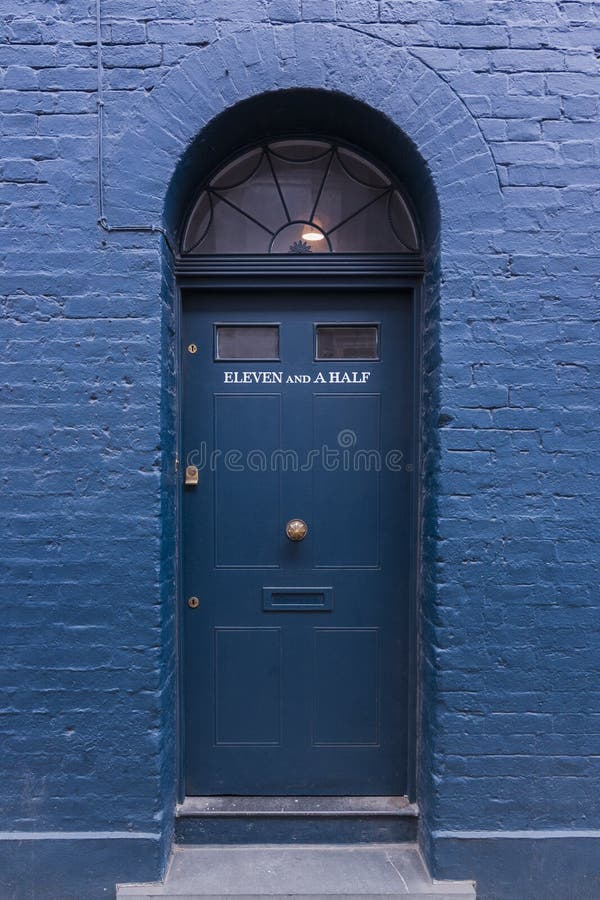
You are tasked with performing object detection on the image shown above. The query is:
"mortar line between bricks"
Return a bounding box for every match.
[434,829,600,839]
[0,831,161,840]
[337,22,503,193]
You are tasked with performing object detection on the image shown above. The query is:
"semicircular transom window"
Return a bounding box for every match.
[181,140,421,255]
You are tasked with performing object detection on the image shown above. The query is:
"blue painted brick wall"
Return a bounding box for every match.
[1,1,599,897]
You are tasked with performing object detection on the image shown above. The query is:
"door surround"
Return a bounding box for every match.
[174,253,424,804]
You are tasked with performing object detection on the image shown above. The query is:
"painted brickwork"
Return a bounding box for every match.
[1,2,599,899]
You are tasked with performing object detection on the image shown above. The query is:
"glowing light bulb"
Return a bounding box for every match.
[301,230,325,242]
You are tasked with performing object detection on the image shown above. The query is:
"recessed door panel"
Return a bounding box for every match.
[312,393,381,568]
[313,628,379,746]
[182,290,413,795]
[213,393,281,568]
[214,627,281,745]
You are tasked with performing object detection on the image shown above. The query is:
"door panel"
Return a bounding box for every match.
[182,290,413,795]
[213,393,281,568]
[214,627,282,746]
[312,393,381,568]
[313,628,379,746]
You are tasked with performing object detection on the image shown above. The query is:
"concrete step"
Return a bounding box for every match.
[175,797,418,845]
[117,843,476,899]
[117,895,473,900]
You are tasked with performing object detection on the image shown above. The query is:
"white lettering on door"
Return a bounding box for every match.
[223,371,371,385]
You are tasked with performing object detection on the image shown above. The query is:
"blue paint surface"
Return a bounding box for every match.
[1,2,598,897]
[182,292,413,796]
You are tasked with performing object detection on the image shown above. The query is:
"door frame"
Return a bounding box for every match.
[174,254,425,804]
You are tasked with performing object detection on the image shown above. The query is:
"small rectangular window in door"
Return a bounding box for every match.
[316,325,379,360]
[216,325,280,361]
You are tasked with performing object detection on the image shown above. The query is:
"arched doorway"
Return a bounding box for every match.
[176,134,424,800]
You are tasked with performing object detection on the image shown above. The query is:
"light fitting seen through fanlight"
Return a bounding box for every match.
[181,140,421,255]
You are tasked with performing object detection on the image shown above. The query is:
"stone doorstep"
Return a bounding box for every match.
[176,796,419,817]
[117,843,476,899]
[116,895,474,900]
[173,796,419,845]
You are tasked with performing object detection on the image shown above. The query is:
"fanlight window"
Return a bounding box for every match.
[181,141,420,255]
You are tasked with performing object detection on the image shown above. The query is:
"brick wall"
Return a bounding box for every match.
[1,2,599,897]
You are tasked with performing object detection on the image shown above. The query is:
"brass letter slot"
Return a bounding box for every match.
[185,465,199,486]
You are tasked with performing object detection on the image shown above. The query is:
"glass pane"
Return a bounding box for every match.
[337,147,390,189]
[269,152,332,223]
[313,153,388,235]
[269,140,331,162]
[389,190,420,251]
[316,325,378,360]
[216,325,280,360]
[212,154,287,233]
[201,197,270,253]
[210,148,263,190]
[328,194,403,253]
[182,191,212,253]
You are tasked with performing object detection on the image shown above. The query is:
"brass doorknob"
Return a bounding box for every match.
[286,519,308,542]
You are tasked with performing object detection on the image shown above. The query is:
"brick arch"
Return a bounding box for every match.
[105,24,501,251]
[111,24,505,870]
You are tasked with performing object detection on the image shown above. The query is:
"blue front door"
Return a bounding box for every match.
[182,289,414,795]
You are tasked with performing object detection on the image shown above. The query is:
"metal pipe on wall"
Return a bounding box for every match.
[95,0,176,255]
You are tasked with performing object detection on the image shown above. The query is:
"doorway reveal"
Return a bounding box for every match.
[174,132,424,836]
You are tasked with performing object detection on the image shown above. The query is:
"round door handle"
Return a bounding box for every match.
[285,518,308,542]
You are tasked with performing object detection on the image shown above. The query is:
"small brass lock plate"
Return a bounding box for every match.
[187,343,197,354]
[187,596,200,609]
[185,465,199,486]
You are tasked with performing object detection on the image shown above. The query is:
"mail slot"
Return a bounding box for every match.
[262,587,333,612]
